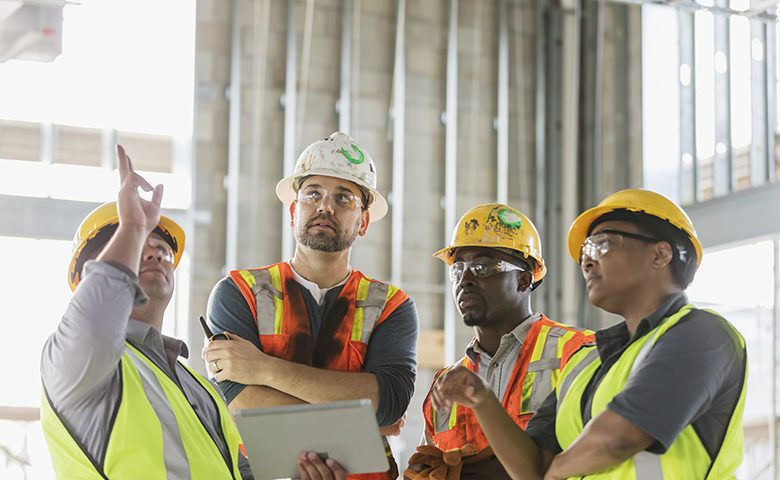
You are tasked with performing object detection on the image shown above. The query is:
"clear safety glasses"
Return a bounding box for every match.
[579,229,661,264]
[449,259,526,283]
[146,237,175,264]
[297,188,363,210]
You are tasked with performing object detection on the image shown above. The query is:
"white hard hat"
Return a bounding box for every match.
[276,132,388,222]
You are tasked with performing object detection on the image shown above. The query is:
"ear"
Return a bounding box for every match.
[516,270,533,293]
[289,201,297,227]
[358,209,370,236]
[651,241,673,269]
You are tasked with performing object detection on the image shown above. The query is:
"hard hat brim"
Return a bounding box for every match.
[567,204,703,267]
[276,172,388,223]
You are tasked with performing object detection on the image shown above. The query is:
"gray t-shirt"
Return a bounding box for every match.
[525,292,746,457]
[40,260,234,472]
[207,267,419,426]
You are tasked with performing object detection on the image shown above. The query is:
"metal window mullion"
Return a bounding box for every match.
[225,0,242,271]
[713,0,733,197]
[773,235,779,479]
[443,0,458,365]
[40,122,56,165]
[390,0,406,287]
[750,12,769,187]
[679,10,698,204]
[497,0,509,204]
[282,0,298,261]
[767,17,777,183]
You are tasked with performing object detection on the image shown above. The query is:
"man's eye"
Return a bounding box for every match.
[303,191,321,201]
[335,194,350,205]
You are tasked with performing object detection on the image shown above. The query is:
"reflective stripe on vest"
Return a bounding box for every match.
[236,266,391,345]
[554,304,747,480]
[42,343,242,480]
[425,317,594,451]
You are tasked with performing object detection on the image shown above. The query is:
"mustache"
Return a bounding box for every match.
[306,214,338,230]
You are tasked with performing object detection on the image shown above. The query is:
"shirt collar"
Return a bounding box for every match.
[126,318,189,359]
[593,291,689,361]
[467,312,541,361]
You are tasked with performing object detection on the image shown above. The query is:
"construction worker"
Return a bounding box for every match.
[404,204,594,480]
[203,132,419,479]
[40,146,246,479]
[430,189,747,479]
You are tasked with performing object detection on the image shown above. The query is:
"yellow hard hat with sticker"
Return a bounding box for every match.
[434,203,546,280]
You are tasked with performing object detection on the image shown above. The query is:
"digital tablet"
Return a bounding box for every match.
[233,399,388,480]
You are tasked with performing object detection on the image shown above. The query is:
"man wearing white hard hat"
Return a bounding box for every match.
[204,132,419,479]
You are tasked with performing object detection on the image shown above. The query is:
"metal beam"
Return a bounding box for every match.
[684,180,780,248]
[534,1,547,315]
[282,0,297,261]
[0,195,188,241]
[390,0,406,287]
[443,0,458,365]
[225,0,242,271]
[338,0,352,133]
[496,0,509,204]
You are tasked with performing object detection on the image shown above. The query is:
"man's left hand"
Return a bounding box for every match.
[202,335,271,384]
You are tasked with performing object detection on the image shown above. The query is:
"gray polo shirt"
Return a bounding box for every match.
[525,292,746,458]
[40,260,233,472]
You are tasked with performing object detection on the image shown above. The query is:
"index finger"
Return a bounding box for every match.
[117,144,131,178]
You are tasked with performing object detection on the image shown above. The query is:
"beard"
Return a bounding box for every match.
[296,215,359,252]
[462,312,485,327]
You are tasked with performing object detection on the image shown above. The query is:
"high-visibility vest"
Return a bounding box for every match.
[42,342,243,480]
[555,304,747,480]
[423,315,594,451]
[231,262,410,479]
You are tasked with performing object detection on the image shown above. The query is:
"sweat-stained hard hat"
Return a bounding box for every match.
[275,132,388,222]
[433,203,547,281]
[68,202,185,291]
[567,188,703,267]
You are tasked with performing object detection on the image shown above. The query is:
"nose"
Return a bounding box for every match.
[456,267,477,289]
[580,255,595,276]
[316,195,335,215]
[143,244,164,263]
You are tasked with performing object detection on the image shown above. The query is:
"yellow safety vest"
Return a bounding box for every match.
[555,304,746,480]
[42,342,243,480]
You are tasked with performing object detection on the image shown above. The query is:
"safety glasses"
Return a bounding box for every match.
[297,187,362,210]
[449,259,526,283]
[579,229,661,264]
[145,237,175,264]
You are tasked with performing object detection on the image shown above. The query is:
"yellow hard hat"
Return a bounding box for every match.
[276,132,388,222]
[68,202,185,291]
[567,188,702,267]
[434,203,547,280]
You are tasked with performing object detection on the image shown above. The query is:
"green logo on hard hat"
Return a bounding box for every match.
[340,144,365,164]
[497,209,523,229]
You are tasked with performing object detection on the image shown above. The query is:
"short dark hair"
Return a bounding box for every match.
[589,209,698,289]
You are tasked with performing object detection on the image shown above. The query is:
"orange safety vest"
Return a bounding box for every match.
[423,315,594,451]
[230,262,409,480]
